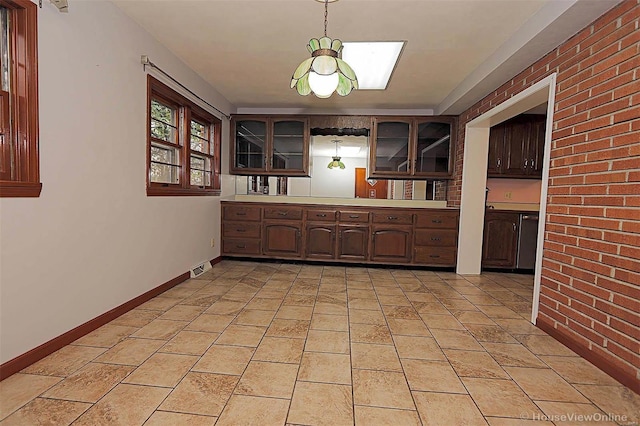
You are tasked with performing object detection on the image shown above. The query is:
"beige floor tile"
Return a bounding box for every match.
[477,305,522,319]
[159,330,218,355]
[233,309,276,326]
[159,304,206,321]
[452,310,497,325]
[298,352,351,385]
[404,292,438,303]
[72,324,138,348]
[486,417,553,425]
[441,298,479,311]
[204,300,247,315]
[266,318,310,339]
[482,342,547,368]
[463,377,542,418]
[573,384,640,424]
[22,345,106,377]
[110,309,161,328]
[123,353,198,387]
[131,319,188,340]
[73,383,170,426]
[387,318,431,336]
[216,394,290,426]
[144,411,217,425]
[350,323,393,345]
[314,301,349,315]
[393,335,446,360]
[179,293,221,308]
[382,305,421,320]
[137,297,182,312]
[413,391,487,426]
[161,286,199,299]
[41,363,133,403]
[505,366,589,403]
[352,369,415,410]
[493,318,546,335]
[216,324,266,347]
[159,372,238,416]
[288,381,353,426]
[185,313,234,333]
[420,313,467,330]
[534,401,615,426]
[401,359,466,393]
[354,405,421,426]
[310,313,349,331]
[275,305,314,320]
[349,309,386,325]
[95,337,165,366]
[0,374,62,420]
[539,355,620,386]
[349,298,383,311]
[284,294,316,306]
[253,336,305,364]
[244,297,282,311]
[514,334,578,356]
[236,361,299,398]
[348,289,378,299]
[465,324,518,343]
[351,342,403,372]
[430,328,485,351]
[192,345,254,375]
[444,349,509,379]
[412,301,450,315]
[0,397,90,426]
[305,330,350,354]
[377,294,411,306]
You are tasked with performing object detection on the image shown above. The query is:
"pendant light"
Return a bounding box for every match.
[327,140,346,169]
[290,0,358,98]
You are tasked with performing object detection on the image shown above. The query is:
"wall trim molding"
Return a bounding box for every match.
[0,269,196,381]
[537,318,639,394]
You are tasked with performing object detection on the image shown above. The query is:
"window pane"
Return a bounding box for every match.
[150,100,177,143]
[150,145,179,184]
[0,8,9,92]
[235,120,266,169]
[272,120,304,170]
[190,155,210,186]
[375,122,410,172]
[190,120,209,153]
[415,121,451,174]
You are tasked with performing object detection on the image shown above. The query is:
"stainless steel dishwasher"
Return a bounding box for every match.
[516,213,539,270]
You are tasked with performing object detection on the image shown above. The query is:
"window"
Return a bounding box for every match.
[147,76,221,196]
[0,0,40,197]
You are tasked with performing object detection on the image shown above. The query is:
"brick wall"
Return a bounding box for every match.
[404,180,414,200]
[449,0,639,389]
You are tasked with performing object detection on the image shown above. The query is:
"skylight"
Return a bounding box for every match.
[341,41,405,90]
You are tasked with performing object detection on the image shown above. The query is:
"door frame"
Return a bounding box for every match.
[456,73,557,324]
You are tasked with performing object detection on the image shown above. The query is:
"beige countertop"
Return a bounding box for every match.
[226,195,452,209]
[486,202,540,212]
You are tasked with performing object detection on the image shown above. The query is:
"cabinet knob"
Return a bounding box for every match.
[316,214,327,217]
[388,216,398,220]
[432,219,442,224]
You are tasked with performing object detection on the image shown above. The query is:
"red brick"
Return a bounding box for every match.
[551,175,585,186]
[603,231,640,247]
[546,250,573,265]
[624,195,640,206]
[571,162,610,174]
[566,319,605,346]
[554,133,588,149]
[539,302,568,324]
[574,92,614,114]
[565,226,604,240]
[611,157,640,171]
[584,172,627,184]
[614,268,640,286]
[613,106,640,124]
[542,269,572,287]
[607,340,640,368]
[612,131,640,147]
[573,139,612,154]
[585,146,633,162]
[579,217,621,230]
[579,42,620,71]
[595,299,636,324]
[594,0,638,32]
[585,122,630,141]
[571,299,610,325]
[589,70,635,97]
[610,317,640,341]
[609,183,640,195]
[617,53,640,74]
[549,196,583,205]
[577,238,618,254]
[604,207,640,219]
[570,185,608,195]
[592,45,640,75]
[589,99,632,121]
[577,68,618,92]
[565,245,601,262]
[574,116,613,135]
[593,322,639,352]
[583,196,625,206]
[572,278,612,301]
[613,81,640,100]
[573,257,613,276]
[612,293,640,312]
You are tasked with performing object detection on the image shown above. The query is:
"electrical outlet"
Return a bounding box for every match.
[210,238,215,248]
[504,191,512,200]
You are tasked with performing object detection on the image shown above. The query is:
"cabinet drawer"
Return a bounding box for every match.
[264,206,303,220]
[414,247,457,266]
[223,222,261,239]
[306,209,337,222]
[223,239,261,255]
[415,229,457,247]
[339,211,369,223]
[223,205,261,222]
[372,211,413,225]
[415,212,458,229]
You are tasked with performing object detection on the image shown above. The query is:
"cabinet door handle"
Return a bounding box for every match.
[349,215,360,218]
[236,212,247,216]
[316,213,327,217]
[513,223,517,232]
[432,219,442,224]
[497,158,501,167]
[429,254,440,258]
[431,237,441,241]
[387,216,398,220]
[236,244,246,249]
[278,212,288,216]
[236,229,246,233]
[531,159,535,168]
[524,159,528,168]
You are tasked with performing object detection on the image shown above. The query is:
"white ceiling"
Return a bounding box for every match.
[114,0,620,114]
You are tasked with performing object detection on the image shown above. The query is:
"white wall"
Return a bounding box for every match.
[310,156,367,198]
[0,1,235,363]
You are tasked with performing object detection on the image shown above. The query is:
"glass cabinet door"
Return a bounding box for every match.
[271,118,309,175]
[233,119,267,172]
[371,118,411,177]
[414,118,455,177]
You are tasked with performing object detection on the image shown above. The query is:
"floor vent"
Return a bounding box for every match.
[190,261,212,278]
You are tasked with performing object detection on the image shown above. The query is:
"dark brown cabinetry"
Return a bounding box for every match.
[221,202,459,268]
[482,211,519,268]
[231,116,309,176]
[369,116,456,179]
[488,114,546,178]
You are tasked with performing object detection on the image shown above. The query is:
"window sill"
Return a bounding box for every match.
[147,186,221,197]
[0,181,42,197]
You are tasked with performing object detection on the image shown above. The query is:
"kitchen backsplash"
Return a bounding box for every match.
[486,178,541,204]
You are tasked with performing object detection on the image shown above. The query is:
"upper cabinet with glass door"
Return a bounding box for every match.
[231,116,310,176]
[370,116,456,179]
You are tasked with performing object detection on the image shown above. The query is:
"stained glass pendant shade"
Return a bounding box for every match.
[327,140,346,169]
[290,0,358,98]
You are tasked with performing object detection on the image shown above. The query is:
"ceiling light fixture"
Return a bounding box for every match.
[327,140,346,169]
[290,0,358,98]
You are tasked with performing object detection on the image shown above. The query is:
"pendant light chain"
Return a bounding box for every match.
[324,0,328,37]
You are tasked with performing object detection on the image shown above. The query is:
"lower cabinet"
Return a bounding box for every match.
[337,226,369,261]
[263,222,302,257]
[371,226,412,263]
[482,212,519,268]
[306,224,336,259]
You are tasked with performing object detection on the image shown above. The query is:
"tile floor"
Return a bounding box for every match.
[1,260,638,425]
